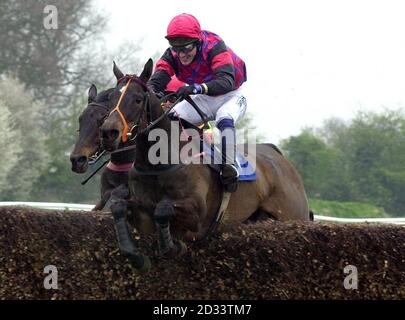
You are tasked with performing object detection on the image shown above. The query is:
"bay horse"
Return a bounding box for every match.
[100,59,311,272]
[70,84,136,211]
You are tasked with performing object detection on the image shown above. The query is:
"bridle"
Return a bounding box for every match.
[87,101,111,121]
[110,75,151,143]
[83,101,111,165]
[110,74,191,145]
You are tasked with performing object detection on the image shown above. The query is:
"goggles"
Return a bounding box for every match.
[170,42,197,54]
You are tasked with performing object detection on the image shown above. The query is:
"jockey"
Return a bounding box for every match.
[147,13,248,192]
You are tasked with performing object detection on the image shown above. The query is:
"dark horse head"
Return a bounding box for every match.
[100,59,159,152]
[70,85,112,173]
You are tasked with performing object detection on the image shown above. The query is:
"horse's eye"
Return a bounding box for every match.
[135,98,143,104]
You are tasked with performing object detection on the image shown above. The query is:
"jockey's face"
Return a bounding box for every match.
[177,45,197,66]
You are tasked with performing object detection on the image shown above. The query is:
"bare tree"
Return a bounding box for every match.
[0,0,107,111]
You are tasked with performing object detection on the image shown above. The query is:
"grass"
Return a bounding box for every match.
[308,199,389,218]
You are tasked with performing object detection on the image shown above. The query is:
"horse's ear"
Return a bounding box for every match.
[139,58,154,83]
[88,84,97,103]
[113,61,124,80]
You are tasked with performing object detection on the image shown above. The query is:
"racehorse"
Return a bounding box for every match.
[70,84,136,211]
[99,59,311,272]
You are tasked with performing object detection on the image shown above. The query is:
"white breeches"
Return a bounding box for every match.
[170,86,247,126]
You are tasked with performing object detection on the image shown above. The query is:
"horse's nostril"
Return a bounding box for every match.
[77,156,87,164]
[71,155,88,165]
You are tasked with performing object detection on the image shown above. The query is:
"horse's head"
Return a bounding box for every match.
[70,85,112,173]
[100,59,154,151]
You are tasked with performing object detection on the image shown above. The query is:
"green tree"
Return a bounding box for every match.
[0,77,48,200]
[0,99,22,189]
[0,0,107,109]
[280,128,352,201]
[339,110,405,215]
[282,109,405,216]
[0,0,111,202]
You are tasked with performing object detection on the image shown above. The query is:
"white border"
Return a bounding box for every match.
[0,201,404,225]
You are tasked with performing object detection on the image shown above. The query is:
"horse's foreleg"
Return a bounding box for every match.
[154,199,187,258]
[92,200,104,211]
[110,186,150,272]
[92,190,111,211]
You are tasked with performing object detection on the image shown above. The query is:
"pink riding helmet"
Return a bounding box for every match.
[166,13,202,40]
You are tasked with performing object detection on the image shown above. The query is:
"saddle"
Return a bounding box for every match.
[173,115,257,181]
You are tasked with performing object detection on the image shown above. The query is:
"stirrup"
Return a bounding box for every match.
[220,164,239,193]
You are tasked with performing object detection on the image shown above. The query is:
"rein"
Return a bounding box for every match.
[81,158,109,185]
[142,94,183,134]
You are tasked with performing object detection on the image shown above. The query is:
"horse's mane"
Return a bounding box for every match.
[95,88,114,103]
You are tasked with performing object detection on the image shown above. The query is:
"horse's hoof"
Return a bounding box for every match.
[129,254,151,274]
[158,240,187,259]
[174,240,187,257]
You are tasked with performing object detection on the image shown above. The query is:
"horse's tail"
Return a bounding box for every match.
[309,210,315,221]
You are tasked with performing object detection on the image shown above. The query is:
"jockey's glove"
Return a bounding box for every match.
[176,83,206,98]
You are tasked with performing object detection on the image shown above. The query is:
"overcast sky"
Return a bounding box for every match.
[96,0,405,143]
